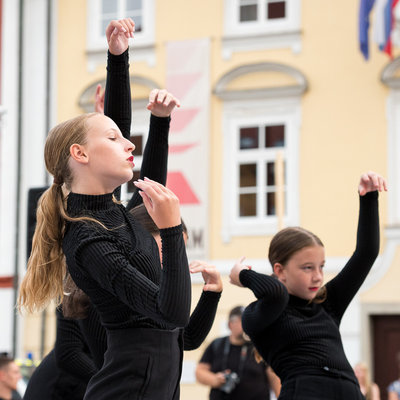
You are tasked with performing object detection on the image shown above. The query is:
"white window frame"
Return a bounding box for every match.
[221,98,300,242]
[86,0,155,70]
[222,0,301,59]
[121,107,149,202]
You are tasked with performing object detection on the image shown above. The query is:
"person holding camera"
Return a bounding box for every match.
[196,306,280,400]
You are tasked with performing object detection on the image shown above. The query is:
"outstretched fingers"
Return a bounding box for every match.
[358,171,388,196]
[147,89,180,116]
[133,178,181,229]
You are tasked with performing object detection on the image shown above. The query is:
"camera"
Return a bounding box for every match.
[219,372,240,394]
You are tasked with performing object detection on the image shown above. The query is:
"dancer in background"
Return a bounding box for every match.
[229,171,387,399]
[354,362,380,400]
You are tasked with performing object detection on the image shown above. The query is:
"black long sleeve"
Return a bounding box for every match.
[240,270,289,337]
[184,291,221,350]
[77,304,107,370]
[127,115,170,211]
[54,308,97,381]
[104,50,131,139]
[324,191,379,321]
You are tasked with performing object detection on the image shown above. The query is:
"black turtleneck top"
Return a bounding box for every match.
[63,192,191,330]
[62,49,191,331]
[240,191,379,384]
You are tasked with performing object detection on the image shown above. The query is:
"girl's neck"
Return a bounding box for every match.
[70,179,114,195]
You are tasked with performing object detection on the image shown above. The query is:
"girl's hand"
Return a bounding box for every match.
[133,177,181,229]
[147,89,181,117]
[229,256,251,287]
[358,171,388,196]
[94,84,105,114]
[189,260,223,293]
[106,18,135,56]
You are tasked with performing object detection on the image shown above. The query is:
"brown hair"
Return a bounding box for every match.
[17,113,101,313]
[0,356,14,371]
[269,226,327,303]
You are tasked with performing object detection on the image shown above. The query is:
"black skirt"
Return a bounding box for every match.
[84,327,183,400]
[278,374,365,400]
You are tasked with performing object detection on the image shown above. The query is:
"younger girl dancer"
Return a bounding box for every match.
[229,171,387,399]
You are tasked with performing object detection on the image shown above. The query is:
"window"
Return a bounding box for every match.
[87,0,155,68]
[120,118,149,201]
[126,132,144,193]
[221,101,300,241]
[100,0,143,36]
[222,0,301,59]
[215,62,306,241]
[237,124,286,218]
[239,0,287,23]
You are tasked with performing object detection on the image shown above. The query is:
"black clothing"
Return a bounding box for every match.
[278,375,364,400]
[23,308,95,400]
[84,328,183,400]
[64,48,191,399]
[200,336,271,400]
[240,192,379,399]
[54,308,97,381]
[64,193,191,399]
[64,195,191,329]
[23,350,86,400]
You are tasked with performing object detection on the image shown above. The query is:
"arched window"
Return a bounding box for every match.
[215,62,307,242]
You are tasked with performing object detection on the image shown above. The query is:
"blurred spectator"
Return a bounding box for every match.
[354,362,380,400]
[0,356,22,400]
[196,305,280,400]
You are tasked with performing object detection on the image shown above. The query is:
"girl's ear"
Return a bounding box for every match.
[70,144,89,164]
[273,263,286,282]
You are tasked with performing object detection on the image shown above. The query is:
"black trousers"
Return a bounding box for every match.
[278,375,365,400]
[84,327,183,400]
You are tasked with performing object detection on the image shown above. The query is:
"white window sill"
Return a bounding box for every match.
[222,216,295,243]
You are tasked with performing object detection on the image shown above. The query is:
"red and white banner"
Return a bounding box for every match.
[166,39,210,260]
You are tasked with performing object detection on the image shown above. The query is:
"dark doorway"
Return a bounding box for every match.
[372,314,400,400]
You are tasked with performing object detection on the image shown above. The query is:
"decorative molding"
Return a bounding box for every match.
[381,57,400,88]
[214,62,308,100]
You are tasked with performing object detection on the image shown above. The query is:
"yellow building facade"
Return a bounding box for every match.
[19,0,400,397]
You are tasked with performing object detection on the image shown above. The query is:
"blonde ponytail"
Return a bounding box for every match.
[17,113,99,313]
[18,184,67,312]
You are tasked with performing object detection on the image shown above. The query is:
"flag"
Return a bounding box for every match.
[359,0,376,59]
[384,0,400,57]
[373,0,389,49]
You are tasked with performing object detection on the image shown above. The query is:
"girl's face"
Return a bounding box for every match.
[81,114,135,192]
[274,245,325,300]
